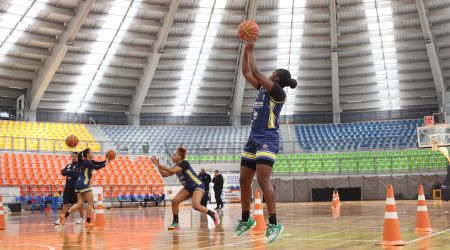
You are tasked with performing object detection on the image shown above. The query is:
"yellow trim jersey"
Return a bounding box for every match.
[176,160,202,188]
[251,86,286,130]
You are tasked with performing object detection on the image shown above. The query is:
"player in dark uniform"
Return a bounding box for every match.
[54,152,84,225]
[234,41,297,243]
[150,146,220,230]
[60,148,108,227]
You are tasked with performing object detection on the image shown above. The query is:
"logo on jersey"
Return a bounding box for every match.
[263,144,268,149]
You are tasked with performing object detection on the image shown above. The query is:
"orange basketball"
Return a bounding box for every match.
[105,149,116,161]
[238,19,259,41]
[65,135,79,148]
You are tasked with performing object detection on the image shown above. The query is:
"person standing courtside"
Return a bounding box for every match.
[212,170,224,209]
[198,168,212,207]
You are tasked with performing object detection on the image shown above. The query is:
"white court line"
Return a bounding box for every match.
[193,239,259,250]
[16,244,56,250]
[406,228,450,244]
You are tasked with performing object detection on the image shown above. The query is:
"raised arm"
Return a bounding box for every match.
[438,147,450,163]
[245,42,274,92]
[242,46,260,90]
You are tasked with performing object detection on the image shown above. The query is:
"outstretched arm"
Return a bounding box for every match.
[150,156,182,177]
[438,147,450,163]
[245,42,274,92]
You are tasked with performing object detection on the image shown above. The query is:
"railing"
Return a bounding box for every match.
[0,185,163,206]
[0,135,424,156]
[0,106,438,126]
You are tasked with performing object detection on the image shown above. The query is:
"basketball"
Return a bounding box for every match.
[238,19,259,42]
[105,149,116,161]
[65,134,79,148]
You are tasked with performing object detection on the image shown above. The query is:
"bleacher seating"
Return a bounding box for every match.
[0,152,164,198]
[99,125,253,154]
[0,121,100,152]
[294,119,423,151]
[184,149,447,174]
[273,149,447,174]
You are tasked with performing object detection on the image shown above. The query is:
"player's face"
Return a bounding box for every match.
[86,150,94,160]
[269,70,279,82]
[172,151,181,162]
[71,154,78,162]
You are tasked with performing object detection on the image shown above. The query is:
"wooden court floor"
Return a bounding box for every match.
[1,200,449,250]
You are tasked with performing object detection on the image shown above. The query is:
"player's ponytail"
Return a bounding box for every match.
[276,68,297,89]
[177,146,187,160]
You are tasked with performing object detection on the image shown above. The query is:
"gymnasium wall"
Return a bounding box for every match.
[253,173,446,202]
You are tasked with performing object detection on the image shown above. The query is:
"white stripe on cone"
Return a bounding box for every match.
[0,211,4,215]
[98,201,103,205]
[96,210,104,214]
[386,198,395,205]
[418,195,425,200]
[417,206,428,212]
[0,202,3,206]
[384,212,398,219]
[255,199,261,204]
[254,210,263,215]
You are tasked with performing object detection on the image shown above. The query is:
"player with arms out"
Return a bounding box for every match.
[432,140,450,188]
[234,40,297,243]
[150,146,220,230]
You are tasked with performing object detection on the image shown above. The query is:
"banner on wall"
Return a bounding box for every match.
[222,173,240,203]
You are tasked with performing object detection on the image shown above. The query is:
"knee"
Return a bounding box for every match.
[192,202,202,211]
[257,179,271,190]
[172,200,180,206]
[240,177,251,186]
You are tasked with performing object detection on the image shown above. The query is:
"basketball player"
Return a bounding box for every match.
[54,152,84,225]
[434,141,450,188]
[60,148,109,227]
[150,146,220,230]
[234,41,297,243]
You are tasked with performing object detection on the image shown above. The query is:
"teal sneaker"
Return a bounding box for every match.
[168,222,179,230]
[265,223,284,243]
[233,218,256,237]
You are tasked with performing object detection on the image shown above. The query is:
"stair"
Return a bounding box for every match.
[279,124,300,153]
[86,125,116,153]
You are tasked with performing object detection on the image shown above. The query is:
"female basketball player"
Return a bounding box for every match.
[234,41,297,243]
[434,141,450,188]
[60,148,109,227]
[150,146,220,230]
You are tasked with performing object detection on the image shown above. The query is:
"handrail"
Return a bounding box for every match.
[89,116,97,125]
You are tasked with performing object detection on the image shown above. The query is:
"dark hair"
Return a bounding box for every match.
[77,152,83,165]
[177,146,187,160]
[276,68,297,89]
[82,148,91,158]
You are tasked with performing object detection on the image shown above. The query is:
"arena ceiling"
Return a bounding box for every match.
[0,0,449,117]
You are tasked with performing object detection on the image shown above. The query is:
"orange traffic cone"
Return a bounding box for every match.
[377,185,405,246]
[332,190,338,208]
[336,190,341,207]
[0,195,5,230]
[94,194,106,227]
[415,185,432,233]
[252,189,266,235]
[332,207,340,219]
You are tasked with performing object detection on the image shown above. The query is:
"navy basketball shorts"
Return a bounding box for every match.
[241,130,280,170]
[184,183,205,194]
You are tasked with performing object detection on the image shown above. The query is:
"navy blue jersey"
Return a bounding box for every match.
[76,159,106,190]
[176,160,202,188]
[61,162,80,189]
[251,86,286,130]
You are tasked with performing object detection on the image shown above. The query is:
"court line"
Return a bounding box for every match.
[16,244,56,250]
[406,228,450,244]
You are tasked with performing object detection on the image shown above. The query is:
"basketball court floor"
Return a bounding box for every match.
[1,201,449,249]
